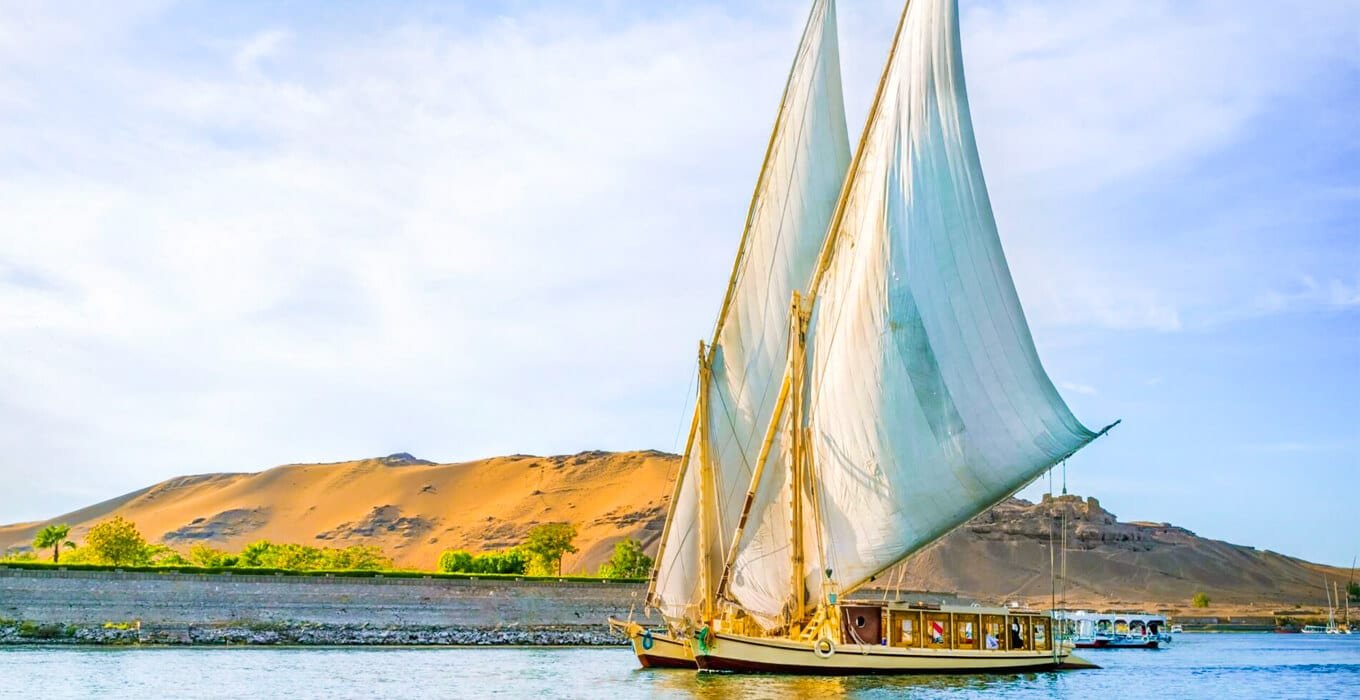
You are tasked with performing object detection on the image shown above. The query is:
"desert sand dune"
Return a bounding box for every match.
[0,451,1348,611]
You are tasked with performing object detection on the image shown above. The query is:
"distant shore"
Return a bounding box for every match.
[0,567,645,647]
[3,567,1340,646]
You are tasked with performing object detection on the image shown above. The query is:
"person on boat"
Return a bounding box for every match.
[985,633,999,650]
[1010,622,1024,649]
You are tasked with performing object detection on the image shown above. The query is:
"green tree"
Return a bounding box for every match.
[1349,582,1359,603]
[438,549,474,573]
[146,544,188,566]
[32,524,75,564]
[85,517,149,566]
[263,543,327,570]
[1191,592,1210,608]
[597,539,652,579]
[480,549,528,574]
[523,523,578,576]
[324,545,391,571]
[236,540,276,567]
[188,544,228,568]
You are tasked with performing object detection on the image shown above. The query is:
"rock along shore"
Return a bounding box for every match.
[0,621,619,646]
[0,567,654,646]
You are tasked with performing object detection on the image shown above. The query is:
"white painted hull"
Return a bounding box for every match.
[695,631,1096,675]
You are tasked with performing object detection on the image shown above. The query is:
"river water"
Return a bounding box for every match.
[3,634,1356,699]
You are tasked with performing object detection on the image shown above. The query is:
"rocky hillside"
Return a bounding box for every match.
[886,495,1344,608]
[0,451,1346,608]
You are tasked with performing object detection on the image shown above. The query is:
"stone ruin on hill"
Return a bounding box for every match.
[966,495,1198,552]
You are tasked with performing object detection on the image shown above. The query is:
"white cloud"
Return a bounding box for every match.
[1242,441,1351,454]
[232,29,291,74]
[1254,276,1360,314]
[0,0,1355,522]
[1059,381,1098,396]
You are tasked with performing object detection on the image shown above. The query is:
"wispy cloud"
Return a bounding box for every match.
[1242,441,1351,454]
[232,29,291,74]
[1253,276,1360,315]
[1059,381,1098,396]
[0,0,1355,573]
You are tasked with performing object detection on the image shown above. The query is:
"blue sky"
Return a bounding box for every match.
[0,0,1356,566]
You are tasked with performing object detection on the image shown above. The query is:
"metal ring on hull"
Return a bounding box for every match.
[813,638,835,658]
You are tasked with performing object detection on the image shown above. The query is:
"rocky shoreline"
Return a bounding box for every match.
[0,568,651,647]
[0,620,623,646]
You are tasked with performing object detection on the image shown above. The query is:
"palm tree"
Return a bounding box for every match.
[33,524,76,564]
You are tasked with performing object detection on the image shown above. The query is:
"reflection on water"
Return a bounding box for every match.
[651,669,1037,700]
[1,634,1356,699]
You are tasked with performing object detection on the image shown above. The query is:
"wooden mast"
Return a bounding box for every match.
[704,0,915,634]
[778,0,915,632]
[696,341,716,623]
[789,292,810,625]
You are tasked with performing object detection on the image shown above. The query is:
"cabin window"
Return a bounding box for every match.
[925,614,949,649]
[955,614,979,650]
[891,611,922,648]
[1034,621,1049,650]
[983,615,1005,651]
[1009,618,1029,650]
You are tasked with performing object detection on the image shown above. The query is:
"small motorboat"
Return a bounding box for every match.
[1056,611,1170,649]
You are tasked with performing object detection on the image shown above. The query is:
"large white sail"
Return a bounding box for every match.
[651,0,851,621]
[727,0,1099,626]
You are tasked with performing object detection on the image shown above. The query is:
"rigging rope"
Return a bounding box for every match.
[1061,459,1069,617]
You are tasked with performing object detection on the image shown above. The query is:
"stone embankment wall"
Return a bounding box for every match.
[0,568,657,645]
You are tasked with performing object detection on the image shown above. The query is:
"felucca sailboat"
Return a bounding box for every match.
[610,0,851,669]
[616,0,1115,674]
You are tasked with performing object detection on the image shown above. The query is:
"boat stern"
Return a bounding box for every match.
[606,617,696,669]
[1056,653,1100,670]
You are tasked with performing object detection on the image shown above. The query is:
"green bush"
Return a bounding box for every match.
[596,539,652,579]
[1191,592,1210,608]
[0,549,37,563]
[231,541,393,571]
[0,559,645,582]
[188,544,229,568]
[17,621,67,639]
[437,548,527,575]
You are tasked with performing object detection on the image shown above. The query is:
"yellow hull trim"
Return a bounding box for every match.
[695,630,1097,675]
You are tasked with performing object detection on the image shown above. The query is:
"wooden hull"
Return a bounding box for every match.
[607,617,696,669]
[695,631,1098,675]
[632,631,697,669]
[1102,639,1160,649]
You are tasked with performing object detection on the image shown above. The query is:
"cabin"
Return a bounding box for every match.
[838,601,1054,652]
